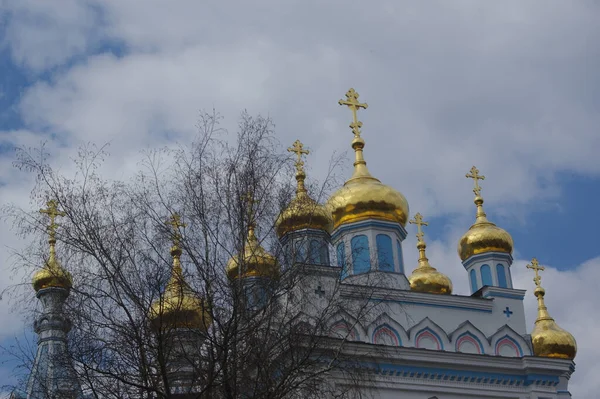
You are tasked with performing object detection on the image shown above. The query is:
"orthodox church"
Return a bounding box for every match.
[15,89,577,399]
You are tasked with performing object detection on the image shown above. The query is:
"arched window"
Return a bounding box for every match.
[481,264,493,287]
[376,234,394,272]
[337,242,347,278]
[396,240,404,274]
[294,240,307,263]
[351,235,371,274]
[309,239,321,264]
[469,269,478,293]
[496,264,507,288]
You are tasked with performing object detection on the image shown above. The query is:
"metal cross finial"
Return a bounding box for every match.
[409,212,429,242]
[241,192,260,225]
[526,257,545,288]
[466,166,486,197]
[288,139,309,172]
[167,213,186,246]
[338,88,368,138]
[40,200,66,241]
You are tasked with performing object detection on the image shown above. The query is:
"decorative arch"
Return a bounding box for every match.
[326,311,366,342]
[490,325,530,357]
[372,324,402,346]
[450,321,489,355]
[409,318,449,351]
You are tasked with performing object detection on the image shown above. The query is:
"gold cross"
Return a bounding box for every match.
[288,139,309,172]
[466,166,485,197]
[338,88,368,138]
[526,257,545,288]
[409,212,429,242]
[241,193,260,224]
[167,213,186,246]
[40,200,65,240]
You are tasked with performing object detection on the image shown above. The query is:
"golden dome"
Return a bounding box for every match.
[276,140,333,237]
[33,200,72,292]
[32,248,73,292]
[150,215,211,331]
[150,247,212,331]
[226,225,279,280]
[408,213,452,295]
[527,259,577,360]
[458,167,513,261]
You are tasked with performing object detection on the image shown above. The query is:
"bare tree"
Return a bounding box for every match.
[4,111,383,399]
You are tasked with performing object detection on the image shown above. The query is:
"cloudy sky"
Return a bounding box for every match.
[0,0,598,396]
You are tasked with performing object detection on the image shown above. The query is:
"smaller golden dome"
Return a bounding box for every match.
[527,259,577,360]
[150,215,212,331]
[32,249,73,292]
[276,140,333,237]
[226,226,279,280]
[458,167,513,261]
[408,213,452,295]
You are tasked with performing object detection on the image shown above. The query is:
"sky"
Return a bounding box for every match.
[0,0,599,396]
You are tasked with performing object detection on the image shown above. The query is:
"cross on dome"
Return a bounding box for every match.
[40,200,66,241]
[526,257,545,288]
[409,213,429,243]
[167,213,186,248]
[338,88,368,138]
[288,139,309,173]
[465,166,485,197]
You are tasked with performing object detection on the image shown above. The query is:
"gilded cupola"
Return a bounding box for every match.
[226,198,279,280]
[526,258,577,360]
[326,88,409,230]
[407,213,452,294]
[458,166,513,261]
[275,140,333,237]
[150,214,211,331]
[32,200,73,292]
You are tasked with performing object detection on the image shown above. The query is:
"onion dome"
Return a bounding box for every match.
[326,89,409,230]
[526,258,577,359]
[458,166,513,261]
[33,200,73,292]
[275,140,333,237]
[150,215,211,331]
[226,224,279,281]
[408,213,452,295]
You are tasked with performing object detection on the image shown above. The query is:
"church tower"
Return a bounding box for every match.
[327,89,409,288]
[458,166,515,294]
[149,214,212,397]
[15,200,83,399]
[275,139,333,267]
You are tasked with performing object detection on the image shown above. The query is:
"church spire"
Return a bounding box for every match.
[526,258,577,359]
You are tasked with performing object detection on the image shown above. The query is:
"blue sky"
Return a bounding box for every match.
[1,1,599,396]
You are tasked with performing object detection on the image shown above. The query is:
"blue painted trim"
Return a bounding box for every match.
[455,331,485,354]
[372,324,403,346]
[463,251,513,268]
[415,327,444,350]
[331,219,407,241]
[371,298,493,313]
[357,363,559,386]
[482,291,525,300]
[495,334,524,357]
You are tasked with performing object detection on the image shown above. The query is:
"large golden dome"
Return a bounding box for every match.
[226,226,279,280]
[408,213,452,295]
[527,259,577,360]
[327,88,408,230]
[32,251,73,292]
[458,167,513,261]
[275,140,333,237]
[327,136,409,230]
[150,247,212,331]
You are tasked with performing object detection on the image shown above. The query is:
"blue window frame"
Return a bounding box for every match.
[496,264,508,288]
[396,240,404,274]
[351,235,371,274]
[470,269,478,293]
[337,242,347,278]
[376,234,394,272]
[481,264,493,287]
